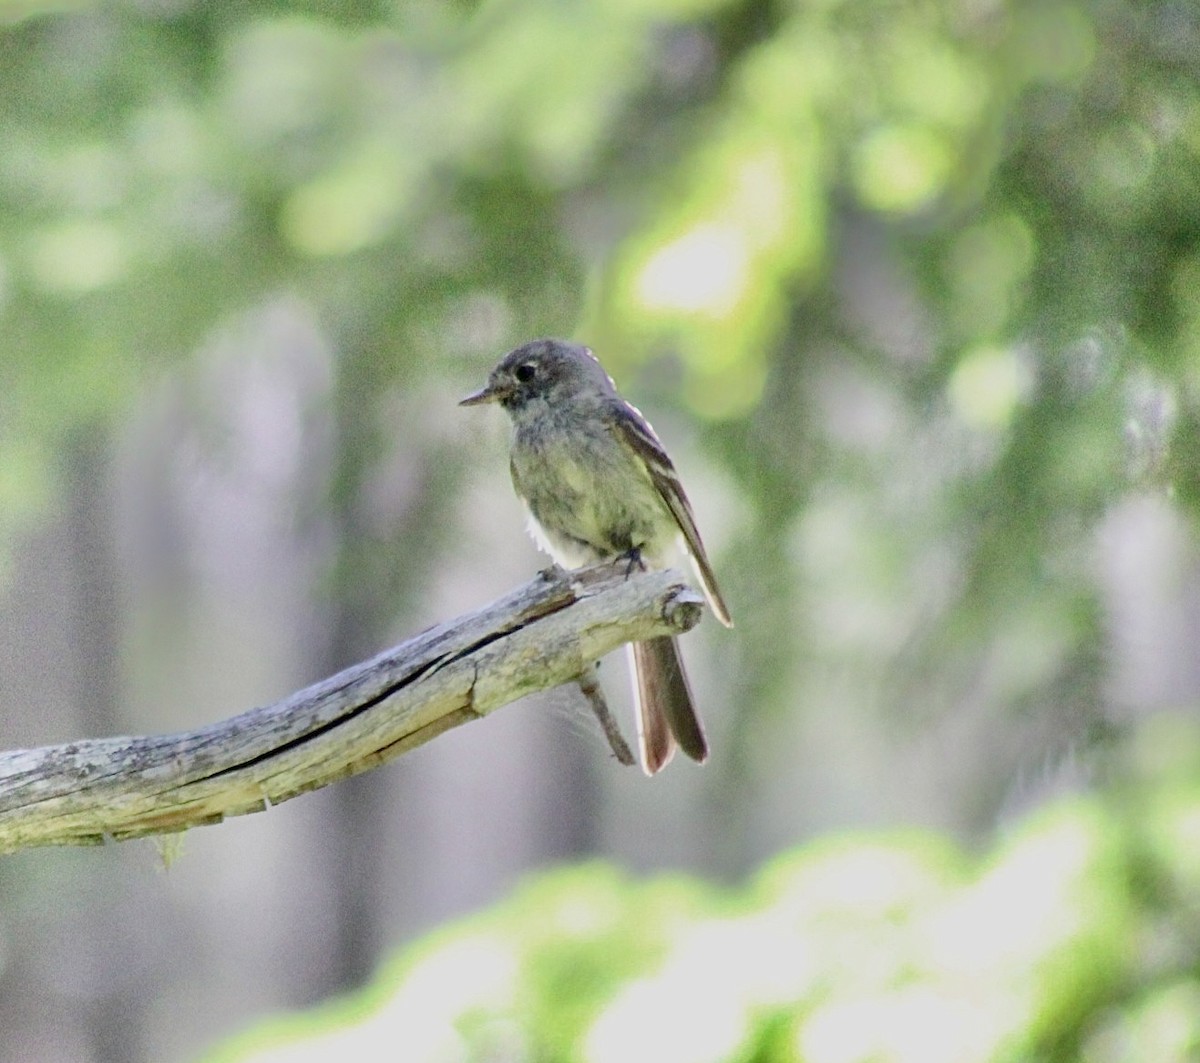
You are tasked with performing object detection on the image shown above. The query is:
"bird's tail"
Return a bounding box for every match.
[629,637,708,775]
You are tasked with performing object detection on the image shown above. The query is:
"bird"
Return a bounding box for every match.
[460,338,732,774]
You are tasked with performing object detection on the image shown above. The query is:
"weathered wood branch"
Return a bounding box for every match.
[0,565,703,855]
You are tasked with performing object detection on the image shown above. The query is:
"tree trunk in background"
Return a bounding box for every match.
[319,606,395,995]
[66,424,146,1063]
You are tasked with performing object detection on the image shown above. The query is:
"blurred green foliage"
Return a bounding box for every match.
[3,0,1195,494]
[200,713,1200,1063]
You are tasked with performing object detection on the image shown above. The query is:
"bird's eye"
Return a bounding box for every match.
[515,363,536,383]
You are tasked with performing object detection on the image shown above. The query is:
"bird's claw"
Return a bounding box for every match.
[616,547,646,580]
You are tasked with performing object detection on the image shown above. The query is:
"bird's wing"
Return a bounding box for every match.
[610,402,733,628]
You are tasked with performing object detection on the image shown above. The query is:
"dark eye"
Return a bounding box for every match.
[515,363,536,383]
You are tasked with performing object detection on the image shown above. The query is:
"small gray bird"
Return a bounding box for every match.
[460,338,733,774]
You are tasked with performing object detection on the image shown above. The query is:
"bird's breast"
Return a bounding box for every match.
[509,417,668,562]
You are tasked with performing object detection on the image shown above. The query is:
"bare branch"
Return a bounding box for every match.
[0,565,704,855]
[576,670,636,767]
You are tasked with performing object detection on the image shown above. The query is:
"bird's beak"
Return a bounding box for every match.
[459,382,505,407]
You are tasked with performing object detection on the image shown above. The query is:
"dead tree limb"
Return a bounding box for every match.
[0,565,703,855]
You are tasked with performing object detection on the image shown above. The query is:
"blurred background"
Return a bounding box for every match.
[1,0,1199,1060]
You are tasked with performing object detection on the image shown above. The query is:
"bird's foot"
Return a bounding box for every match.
[616,547,646,580]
